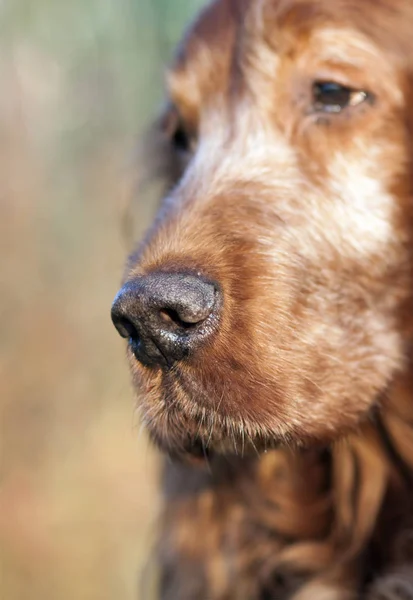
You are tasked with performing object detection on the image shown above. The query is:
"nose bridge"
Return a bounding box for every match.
[139,106,298,274]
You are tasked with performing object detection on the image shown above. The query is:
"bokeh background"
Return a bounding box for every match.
[0,1,203,598]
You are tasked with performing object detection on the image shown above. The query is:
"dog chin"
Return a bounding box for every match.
[146,415,285,465]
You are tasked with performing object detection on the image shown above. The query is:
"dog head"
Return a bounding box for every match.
[112,0,413,458]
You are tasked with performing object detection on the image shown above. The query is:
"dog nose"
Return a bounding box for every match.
[111,272,220,367]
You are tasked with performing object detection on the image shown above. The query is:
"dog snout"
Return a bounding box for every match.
[111,272,220,367]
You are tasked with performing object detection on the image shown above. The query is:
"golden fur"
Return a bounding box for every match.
[116,0,413,597]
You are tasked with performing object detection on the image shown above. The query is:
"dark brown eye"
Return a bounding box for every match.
[172,124,191,153]
[313,81,369,113]
[162,107,195,156]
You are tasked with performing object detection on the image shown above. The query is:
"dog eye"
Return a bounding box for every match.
[313,81,369,113]
[172,124,192,154]
[162,107,195,156]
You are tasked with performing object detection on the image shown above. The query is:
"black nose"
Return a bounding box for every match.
[111,272,220,367]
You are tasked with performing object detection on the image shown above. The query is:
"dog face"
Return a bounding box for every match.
[112,0,413,457]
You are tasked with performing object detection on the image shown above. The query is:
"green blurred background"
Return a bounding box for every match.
[0,1,204,598]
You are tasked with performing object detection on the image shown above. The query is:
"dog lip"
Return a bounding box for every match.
[130,331,191,369]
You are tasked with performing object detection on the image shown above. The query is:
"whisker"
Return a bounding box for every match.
[229,419,238,456]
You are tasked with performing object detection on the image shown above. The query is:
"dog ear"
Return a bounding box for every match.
[404,74,413,202]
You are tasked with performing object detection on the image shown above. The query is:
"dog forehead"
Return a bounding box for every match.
[174,0,413,62]
[261,0,413,58]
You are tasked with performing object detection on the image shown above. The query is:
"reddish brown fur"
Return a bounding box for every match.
[120,1,413,598]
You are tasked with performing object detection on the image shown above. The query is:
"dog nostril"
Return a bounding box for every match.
[114,316,139,341]
[158,302,213,329]
[159,308,191,328]
[159,277,216,326]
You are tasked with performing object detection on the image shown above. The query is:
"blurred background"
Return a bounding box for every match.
[0,1,204,598]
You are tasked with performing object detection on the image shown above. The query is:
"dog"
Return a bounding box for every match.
[111,0,413,597]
